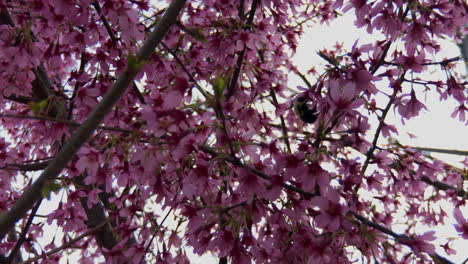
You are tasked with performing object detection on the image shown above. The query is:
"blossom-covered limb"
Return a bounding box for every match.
[200,145,319,197]
[5,199,42,263]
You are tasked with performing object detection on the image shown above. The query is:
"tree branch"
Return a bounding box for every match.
[270,89,292,153]
[2,160,50,172]
[413,147,468,156]
[6,199,42,264]
[138,208,173,264]
[21,220,109,264]
[420,176,467,199]
[0,113,133,133]
[201,145,453,263]
[200,145,319,198]
[225,0,259,99]
[350,211,455,264]
[160,41,209,98]
[384,56,462,67]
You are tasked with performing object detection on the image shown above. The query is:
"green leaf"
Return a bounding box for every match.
[127,53,146,71]
[213,75,226,100]
[41,180,62,200]
[28,99,49,116]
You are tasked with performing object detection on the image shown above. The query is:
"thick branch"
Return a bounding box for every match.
[200,145,318,198]
[6,200,42,264]
[270,89,292,153]
[421,176,467,199]
[201,145,453,262]
[0,0,187,240]
[225,0,259,99]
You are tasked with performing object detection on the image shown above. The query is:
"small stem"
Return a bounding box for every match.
[21,220,109,264]
[6,199,42,264]
[270,89,292,153]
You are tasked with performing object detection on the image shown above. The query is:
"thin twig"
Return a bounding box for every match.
[67,51,89,121]
[91,1,118,44]
[369,5,410,75]
[138,208,173,264]
[160,41,209,99]
[6,199,42,264]
[293,68,313,89]
[91,1,146,105]
[360,72,406,177]
[21,220,109,264]
[420,176,467,199]
[370,41,392,74]
[384,56,462,67]
[270,89,292,153]
[1,160,50,171]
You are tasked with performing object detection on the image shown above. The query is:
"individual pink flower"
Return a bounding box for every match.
[328,80,364,115]
[451,104,467,122]
[453,207,468,239]
[399,231,436,255]
[442,241,457,255]
[396,89,427,120]
[349,68,377,95]
[313,189,348,231]
[210,228,235,257]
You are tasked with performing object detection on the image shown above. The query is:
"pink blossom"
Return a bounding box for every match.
[396,90,428,120]
[453,207,468,239]
[399,231,436,255]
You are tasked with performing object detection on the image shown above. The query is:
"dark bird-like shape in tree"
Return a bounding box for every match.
[294,96,319,124]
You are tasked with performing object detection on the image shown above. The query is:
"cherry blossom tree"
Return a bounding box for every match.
[0,0,467,263]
